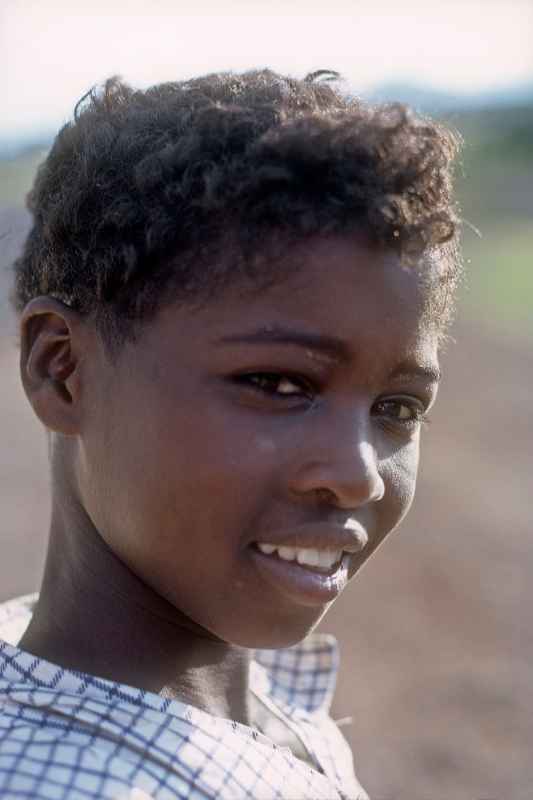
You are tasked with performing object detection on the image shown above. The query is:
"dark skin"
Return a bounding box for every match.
[18,232,440,727]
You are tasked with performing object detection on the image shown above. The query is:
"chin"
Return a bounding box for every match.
[222,608,330,651]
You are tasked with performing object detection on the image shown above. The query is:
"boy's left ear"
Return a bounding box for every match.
[19,296,90,436]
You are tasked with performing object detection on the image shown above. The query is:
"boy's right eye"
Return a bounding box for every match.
[233,372,314,400]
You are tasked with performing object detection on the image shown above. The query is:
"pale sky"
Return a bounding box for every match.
[2,0,532,140]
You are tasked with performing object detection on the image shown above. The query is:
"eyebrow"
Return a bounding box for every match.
[389,363,442,384]
[215,326,350,364]
[216,326,441,383]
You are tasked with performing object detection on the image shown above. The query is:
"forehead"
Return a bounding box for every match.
[147,233,440,379]
[208,234,435,338]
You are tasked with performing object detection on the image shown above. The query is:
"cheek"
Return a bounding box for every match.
[253,435,278,455]
[381,438,420,525]
[99,407,280,550]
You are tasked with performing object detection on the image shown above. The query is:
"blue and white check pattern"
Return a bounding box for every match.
[0,595,368,799]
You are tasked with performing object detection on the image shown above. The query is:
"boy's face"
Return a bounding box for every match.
[78,233,440,648]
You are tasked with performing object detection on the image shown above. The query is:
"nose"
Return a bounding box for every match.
[289,413,385,510]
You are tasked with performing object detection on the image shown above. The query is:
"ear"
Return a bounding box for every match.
[20,297,89,436]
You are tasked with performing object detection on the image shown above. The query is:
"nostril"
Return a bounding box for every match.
[314,487,338,505]
[312,477,383,509]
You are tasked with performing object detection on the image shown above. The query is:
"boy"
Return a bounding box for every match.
[0,70,460,799]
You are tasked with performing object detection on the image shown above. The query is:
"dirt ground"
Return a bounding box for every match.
[0,208,531,799]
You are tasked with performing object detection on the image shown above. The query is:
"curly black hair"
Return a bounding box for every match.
[13,69,461,346]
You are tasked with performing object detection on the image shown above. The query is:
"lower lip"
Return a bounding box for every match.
[248,547,351,607]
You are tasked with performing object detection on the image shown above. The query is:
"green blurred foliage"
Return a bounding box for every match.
[446,105,533,336]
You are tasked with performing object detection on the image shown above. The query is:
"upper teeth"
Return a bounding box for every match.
[257,543,343,569]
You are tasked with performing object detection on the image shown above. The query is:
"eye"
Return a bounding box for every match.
[234,372,313,399]
[372,396,429,428]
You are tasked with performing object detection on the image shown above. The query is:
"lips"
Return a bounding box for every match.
[251,520,369,555]
[248,521,369,606]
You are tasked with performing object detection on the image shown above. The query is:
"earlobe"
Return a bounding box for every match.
[20,297,85,436]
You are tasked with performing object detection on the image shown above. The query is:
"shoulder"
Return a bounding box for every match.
[0,597,367,799]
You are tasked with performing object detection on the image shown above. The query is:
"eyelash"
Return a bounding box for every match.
[233,372,430,427]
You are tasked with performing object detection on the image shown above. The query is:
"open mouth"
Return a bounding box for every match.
[252,542,345,574]
[249,541,352,605]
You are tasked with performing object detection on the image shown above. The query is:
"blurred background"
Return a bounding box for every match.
[1,1,532,797]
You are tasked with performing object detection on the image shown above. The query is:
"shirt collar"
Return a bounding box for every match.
[0,593,339,716]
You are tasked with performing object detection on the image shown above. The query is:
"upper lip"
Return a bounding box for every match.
[251,521,369,554]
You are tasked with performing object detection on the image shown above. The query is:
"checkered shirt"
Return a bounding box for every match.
[0,595,368,799]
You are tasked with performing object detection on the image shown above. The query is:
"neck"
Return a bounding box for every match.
[19,492,253,726]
